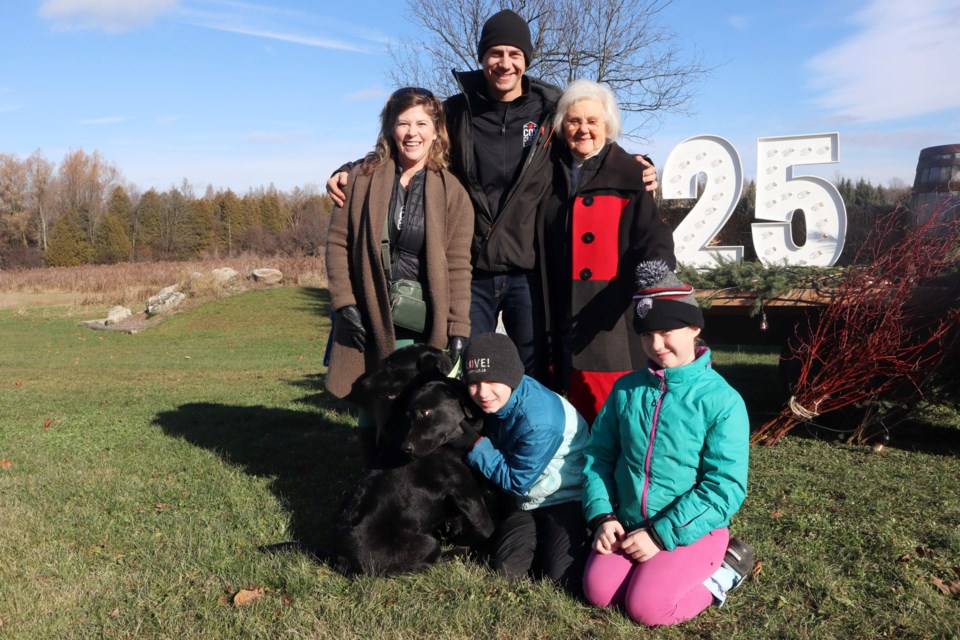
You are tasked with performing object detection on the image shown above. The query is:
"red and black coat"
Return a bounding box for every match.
[538,142,676,422]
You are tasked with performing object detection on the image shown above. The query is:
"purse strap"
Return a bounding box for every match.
[381,206,393,281]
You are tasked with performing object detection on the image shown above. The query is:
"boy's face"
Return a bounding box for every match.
[640,326,702,369]
[468,380,513,414]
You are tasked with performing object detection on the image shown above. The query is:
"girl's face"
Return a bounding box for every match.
[640,326,702,369]
[393,104,437,171]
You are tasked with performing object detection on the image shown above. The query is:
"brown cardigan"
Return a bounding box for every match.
[324,158,473,399]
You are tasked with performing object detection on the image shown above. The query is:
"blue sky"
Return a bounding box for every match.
[1,0,958,194]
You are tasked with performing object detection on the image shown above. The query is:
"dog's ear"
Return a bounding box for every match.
[416,347,454,375]
[448,378,483,428]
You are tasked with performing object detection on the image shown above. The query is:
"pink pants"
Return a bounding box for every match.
[582,527,729,626]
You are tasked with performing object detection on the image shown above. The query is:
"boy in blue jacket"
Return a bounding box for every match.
[459,332,589,590]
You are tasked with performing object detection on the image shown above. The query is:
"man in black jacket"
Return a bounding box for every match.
[327,10,657,381]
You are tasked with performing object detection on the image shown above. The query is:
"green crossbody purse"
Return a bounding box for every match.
[382,214,428,333]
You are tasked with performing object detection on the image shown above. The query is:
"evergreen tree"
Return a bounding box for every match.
[133,189,164,260]
[46,208,93,266]
[93,209,133,263]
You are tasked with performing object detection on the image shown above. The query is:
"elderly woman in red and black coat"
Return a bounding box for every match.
[538,79,676,423]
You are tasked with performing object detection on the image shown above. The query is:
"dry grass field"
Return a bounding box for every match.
[0,255,328,311]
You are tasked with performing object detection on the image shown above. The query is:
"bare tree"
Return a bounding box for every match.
[0,153,30,249]
[25,150,55,251]
[387,0,710,137]
[56,149,122,241]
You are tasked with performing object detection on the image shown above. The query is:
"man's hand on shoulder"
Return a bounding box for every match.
[326,171,350,207]
[635,155,658,193]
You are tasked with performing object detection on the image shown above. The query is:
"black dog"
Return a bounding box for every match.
[328,375,493,576]
[349,344,454,464]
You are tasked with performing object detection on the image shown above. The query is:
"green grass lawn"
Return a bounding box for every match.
[1,288,958,639]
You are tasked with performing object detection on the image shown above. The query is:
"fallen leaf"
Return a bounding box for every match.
[898,554,911,563]
[44,418,52,429]
[184,355,191,360]
[916,545,934,558]
[15,380,22,386]
[770,511,783,518]
[153,503,168,512]
[232,586,264,607]
[109,607,120,618]
[0,459,12,470]
[930,576,960,598]
[752,562,763,578]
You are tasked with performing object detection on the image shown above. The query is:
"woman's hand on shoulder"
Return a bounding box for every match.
[592,519,625,554]
[620,528,661,563]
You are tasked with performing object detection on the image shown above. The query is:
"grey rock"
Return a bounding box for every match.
[146,285,186,315]
[249,268,283,285]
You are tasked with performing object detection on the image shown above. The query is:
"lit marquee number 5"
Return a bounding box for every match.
[661,133,846,267]
[752,133,846,266]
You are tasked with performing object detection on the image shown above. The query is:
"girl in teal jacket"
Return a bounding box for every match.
[581,262,750,626]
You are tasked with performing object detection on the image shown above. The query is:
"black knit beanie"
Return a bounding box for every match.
[477,9,533,64]
[632,260,705,333]
[462,332,524,389]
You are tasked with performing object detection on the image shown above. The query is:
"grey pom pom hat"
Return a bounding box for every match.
[632,260,705,332]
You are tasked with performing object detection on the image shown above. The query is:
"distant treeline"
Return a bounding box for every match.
[0,148,335,268]
[1,148,911,269]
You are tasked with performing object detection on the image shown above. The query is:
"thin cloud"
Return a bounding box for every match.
[79,116,130,125]
[0,104,21,114]
[244,131,313,143]
[807,0,960,122]
[172,2,384,52]
[345,87,386,102]
[194,23,371,52]
[727,15,751,30]
[39,0,180,32]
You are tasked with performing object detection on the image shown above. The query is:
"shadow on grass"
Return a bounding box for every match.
[153,399,359,549]
[300,286,332,318]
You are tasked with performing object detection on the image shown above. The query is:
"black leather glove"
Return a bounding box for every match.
[447,423,482,452]
[447,335,467,364]
[334,305,366,352]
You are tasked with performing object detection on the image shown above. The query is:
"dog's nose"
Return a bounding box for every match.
[401,442,414,454]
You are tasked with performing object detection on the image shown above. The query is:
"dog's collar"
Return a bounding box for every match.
[447,357,461,379]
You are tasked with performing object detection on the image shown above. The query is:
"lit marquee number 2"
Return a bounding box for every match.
[661,133,846,267]
[662,135,744,268]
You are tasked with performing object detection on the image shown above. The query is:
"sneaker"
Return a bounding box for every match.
[703,537,756,605]
[722,537,756,589]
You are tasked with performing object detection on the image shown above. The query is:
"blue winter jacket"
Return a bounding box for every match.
[467,375,589,510]
[582,349,749,550]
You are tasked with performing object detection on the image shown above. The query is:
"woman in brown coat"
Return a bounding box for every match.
[325,87,473,451]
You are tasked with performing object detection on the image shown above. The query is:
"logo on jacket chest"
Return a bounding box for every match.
[522,122,537,148]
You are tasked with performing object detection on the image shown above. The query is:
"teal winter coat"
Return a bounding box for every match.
[582,348,749,550]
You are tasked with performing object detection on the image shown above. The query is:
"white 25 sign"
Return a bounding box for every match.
[661,133,847,268]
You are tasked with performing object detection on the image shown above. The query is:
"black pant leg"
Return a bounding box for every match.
[491,507,537,579]
[532,501,589,593]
